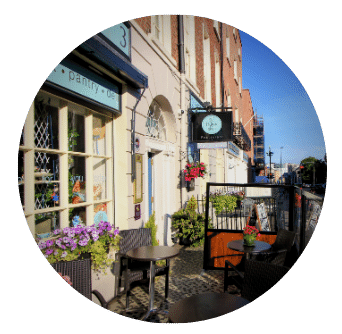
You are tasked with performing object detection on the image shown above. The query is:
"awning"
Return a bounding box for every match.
[78,35,148,89]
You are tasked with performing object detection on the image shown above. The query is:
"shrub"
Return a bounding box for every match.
[171,196,207,247]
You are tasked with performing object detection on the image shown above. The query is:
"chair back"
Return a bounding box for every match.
[51,257,92,300]
[272,229,296,252]
[241,260,289,302]
[253,248,287,266]
[118,228,152,254]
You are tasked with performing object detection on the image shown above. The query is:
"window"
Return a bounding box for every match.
[152,15,171,55]
[226,34,230,62]
[19,91,114,236]
[213,20,220,40]
[203,25,211,103]
[234,59,238,83]
[184,15,196,83]
[215,52,221,107]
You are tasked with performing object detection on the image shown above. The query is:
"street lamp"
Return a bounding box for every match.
[266,146,274,183]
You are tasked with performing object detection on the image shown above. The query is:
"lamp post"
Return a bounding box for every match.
[266,146,274,183]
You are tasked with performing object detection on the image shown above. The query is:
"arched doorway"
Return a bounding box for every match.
[145,96,177,246]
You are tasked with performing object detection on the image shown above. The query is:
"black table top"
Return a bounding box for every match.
[168,292,250,323]
[228,239,271,254]
[125,245,180,262]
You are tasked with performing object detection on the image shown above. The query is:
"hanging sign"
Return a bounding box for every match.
[191,112,232,143]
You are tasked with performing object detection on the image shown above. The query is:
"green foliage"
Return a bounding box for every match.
[144,211,158,246]
[172,196,207,247]
[209,194,238,215]
[300,156,327,184]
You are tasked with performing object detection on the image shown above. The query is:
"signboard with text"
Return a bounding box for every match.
[47,59,120,113]
[191,112,232,143]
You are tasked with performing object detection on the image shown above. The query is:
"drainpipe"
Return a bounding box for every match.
[220,22,226,182]
[178,15,186,208]
[131,87,146,182]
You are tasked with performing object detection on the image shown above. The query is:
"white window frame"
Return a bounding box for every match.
[203,24,211,103]
[19,91,114,236]
[152,15,172,55]
[184,15,196,84]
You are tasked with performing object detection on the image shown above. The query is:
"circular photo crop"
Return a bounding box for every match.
[16,13,327,327]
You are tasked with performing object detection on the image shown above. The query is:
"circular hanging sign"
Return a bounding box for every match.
[202,114,222,134]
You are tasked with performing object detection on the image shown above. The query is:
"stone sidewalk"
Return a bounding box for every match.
[107,244,238,322]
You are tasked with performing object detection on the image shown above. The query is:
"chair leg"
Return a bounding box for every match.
[125,287,131,310]
[165,269,169,299]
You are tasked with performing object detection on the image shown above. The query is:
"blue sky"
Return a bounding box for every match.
[240,30,326,164]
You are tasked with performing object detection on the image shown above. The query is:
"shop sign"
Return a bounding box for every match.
[228,141,240,156]
[47,59,120,112]
[100,22,131,59]
[191,112,232,143]
[197,142,228,149]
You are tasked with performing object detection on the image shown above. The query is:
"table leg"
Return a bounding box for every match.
[141,260,156,320]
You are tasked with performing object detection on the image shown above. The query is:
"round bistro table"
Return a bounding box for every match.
[227,239,271,259]
[125,245,179,321]
[168,292,250,323]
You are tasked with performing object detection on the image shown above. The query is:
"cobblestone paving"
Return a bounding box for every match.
[107,244,239,323]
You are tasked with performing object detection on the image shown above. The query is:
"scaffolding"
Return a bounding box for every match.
[253,115,265,175]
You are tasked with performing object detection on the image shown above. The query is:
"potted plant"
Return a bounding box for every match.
[208,189,239,216]
[171,196,209,247]
[242,225,261,246]
[37,221,121,273]
[183,161,207,191]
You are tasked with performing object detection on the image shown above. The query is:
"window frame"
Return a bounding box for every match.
[19,90,114,236]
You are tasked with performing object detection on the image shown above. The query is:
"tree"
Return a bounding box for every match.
[300,156,327,185]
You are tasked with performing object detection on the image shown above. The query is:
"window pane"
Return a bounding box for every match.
[69,155,86,204]
[35,211,60,238]
[93,115,107,155]
[34,152,60,210]
[34,98,59,150]
[94,203,109,226]
[68,109,85,152]
[93,157,107,201]
[70,207,86,227]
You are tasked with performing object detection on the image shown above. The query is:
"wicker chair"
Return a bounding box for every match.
[241,260,289,302]
[224,248,287,292]
[271,229,296,252]
[117,228,170,309]
[51,257,108,308]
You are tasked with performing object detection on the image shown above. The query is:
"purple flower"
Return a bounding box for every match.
[61,251,68,258]
[46,239,54,247]
[79,238,89,246]
[38,241,46,250]
[53,229,61,235]
[114,228,119,236]
[67,230,75,238]
[54,250,59,256]
[46,248,54,255]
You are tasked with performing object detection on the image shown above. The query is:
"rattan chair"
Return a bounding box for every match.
[271,229,296,252]
[241,260,289,302]
[224,248,287,292]
[117,228,170,309]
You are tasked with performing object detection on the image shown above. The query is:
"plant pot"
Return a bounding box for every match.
[179,236,191,246]
[186,178,195,191]
[243,236,256,247]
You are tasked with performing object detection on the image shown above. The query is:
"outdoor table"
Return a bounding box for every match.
[228,239,271,259]
[168,292,249,323]
[125,245,179,321]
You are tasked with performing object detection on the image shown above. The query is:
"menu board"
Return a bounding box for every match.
[255,203,270,231]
